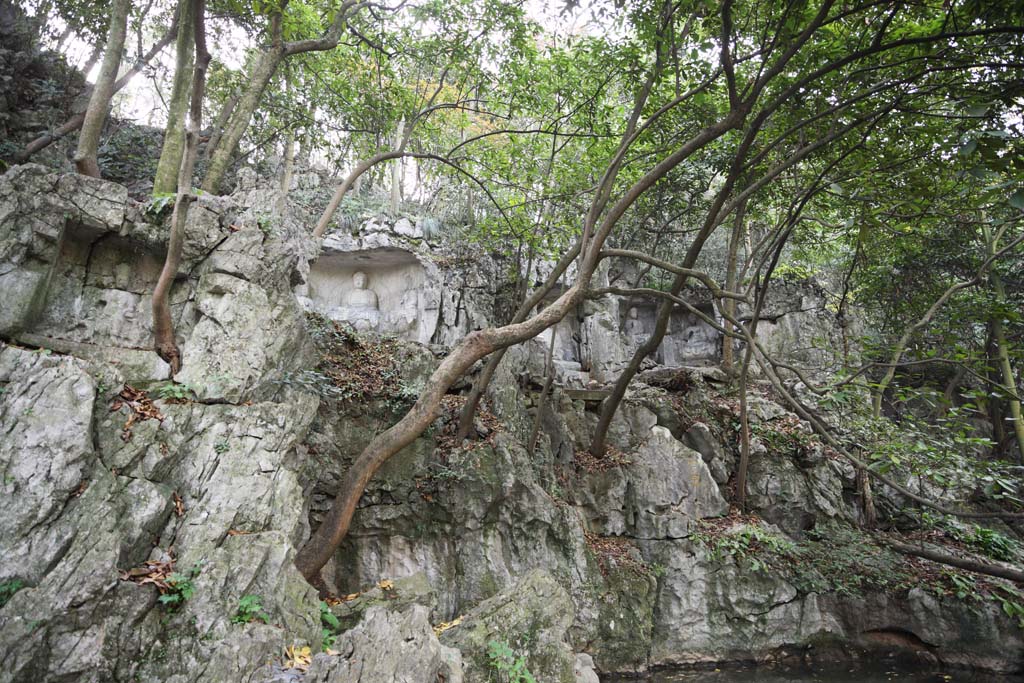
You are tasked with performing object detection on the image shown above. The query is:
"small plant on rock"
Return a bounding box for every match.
[158,563,202,610]
[487,639,537,683]
[231,594,270,625]
[0,579,25,608]
[156,381,195,403]
[319,600,341,651]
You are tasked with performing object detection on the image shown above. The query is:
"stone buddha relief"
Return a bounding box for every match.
[332,270,380,330]
[347,271,379,310]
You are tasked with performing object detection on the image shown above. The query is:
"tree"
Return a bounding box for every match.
[152,0,211,375]
[293,0,856,584]
[15,20,178,165]
[199,0,371,193]
[72,0,130,177]
[152,0,195,195]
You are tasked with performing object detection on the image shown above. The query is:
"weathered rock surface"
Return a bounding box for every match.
[440,570,576,683]
[304,605,463,683]
[1,167,1020,683]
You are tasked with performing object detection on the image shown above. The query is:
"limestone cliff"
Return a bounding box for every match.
[0,166,1020,683]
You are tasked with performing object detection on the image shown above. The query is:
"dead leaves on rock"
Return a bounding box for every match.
[111,384,163,441]
[432,614,462,636]
[573,445,631,473]
[584,531,647,577]
[119,557,175,592]
[283,645,312,671]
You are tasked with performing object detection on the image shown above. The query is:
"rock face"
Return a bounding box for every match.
[1,166,1020,683]
[440,570,576,683]
[304,605,463,683]
[0,167,323,683]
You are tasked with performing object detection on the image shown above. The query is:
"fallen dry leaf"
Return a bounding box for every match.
[283,645,312,672]
[432,615,463,636]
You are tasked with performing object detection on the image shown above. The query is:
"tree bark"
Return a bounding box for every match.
[73,0,131,177]
[152,0,195,195]
[881,538,1024,584]
[982,224,1024,463]
[390,118,404,214]
[152,0,209,375]
[722,199,746,373]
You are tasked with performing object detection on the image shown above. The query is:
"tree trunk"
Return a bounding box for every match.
[73,0,130,177]
[152,0,210,375]
[152,0,195,195]
[722,199,746,373]
[204,89,239,161]
[390,118,404,215]
[17,22,177,165]
[881,538,1024,584]
[983,226,1024,462]
[280,129,296,193]
[294,286,591,584]
[201,48,283,193]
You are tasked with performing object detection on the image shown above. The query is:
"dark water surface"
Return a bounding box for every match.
[605,665,1024,682]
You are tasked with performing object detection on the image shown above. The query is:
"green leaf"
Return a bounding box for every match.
[1009,189,1024,210]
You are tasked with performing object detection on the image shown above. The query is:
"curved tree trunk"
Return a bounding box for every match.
[313,150,405,238]
[294,287,590,584]
[152,0,210,375]
[152,0,195,195]
[880,538,1024,584]
[73,0,131,177]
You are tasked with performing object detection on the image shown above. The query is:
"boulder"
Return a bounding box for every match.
[302,605,463,683]
[440,570,576,683]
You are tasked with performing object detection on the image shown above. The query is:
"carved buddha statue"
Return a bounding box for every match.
[346,271,379,310]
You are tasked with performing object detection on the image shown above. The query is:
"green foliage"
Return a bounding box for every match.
[939,521,1021,563]
[319,600,341,651]
[96,125,161,186]
[992,585,1024,629]
[486,639,537,683]
[788,524,916,596]
[158,563,201,610]
[146,192,176,218]
[231,594,271,625]
[693,523,796,574]
[945,571,1024,630]
[156,382,195,402]
[0,579,25,608]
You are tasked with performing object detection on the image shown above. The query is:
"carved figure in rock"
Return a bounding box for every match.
[625,307,645,338]
[347,271,379,310]
[331,270,380,331]
[114,262,132,290]
[387,288,419,334]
